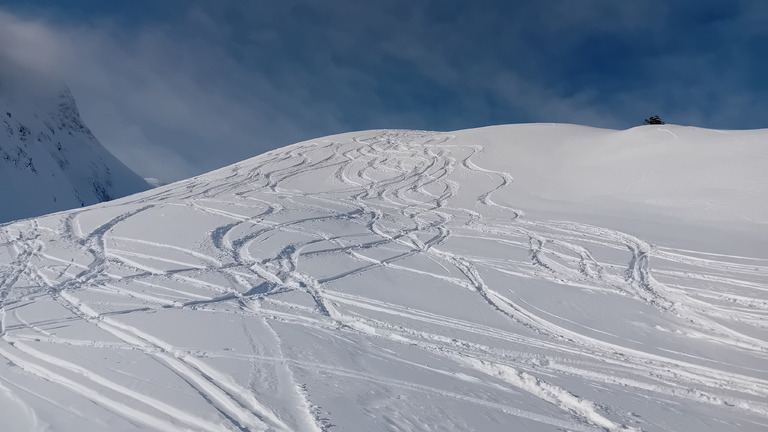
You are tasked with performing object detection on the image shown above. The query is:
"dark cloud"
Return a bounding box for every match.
[0,1,765,181]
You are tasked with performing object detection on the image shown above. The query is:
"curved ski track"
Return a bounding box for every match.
[0,130,767,431]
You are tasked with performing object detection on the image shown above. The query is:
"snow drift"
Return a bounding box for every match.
[0,125,766,431]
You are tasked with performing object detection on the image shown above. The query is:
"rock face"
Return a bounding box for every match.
[0,69,149,223]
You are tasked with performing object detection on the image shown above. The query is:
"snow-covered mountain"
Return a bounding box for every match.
[0,67,150,223]
[0,125,767,431]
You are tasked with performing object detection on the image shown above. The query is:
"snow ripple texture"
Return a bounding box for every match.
[1,128,767,431]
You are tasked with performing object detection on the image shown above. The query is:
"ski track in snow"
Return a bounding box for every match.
[1,130,767,431]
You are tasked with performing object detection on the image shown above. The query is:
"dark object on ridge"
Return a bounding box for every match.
[644,115,664,125]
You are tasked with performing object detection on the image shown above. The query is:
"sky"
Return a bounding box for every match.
[1,1,767,182]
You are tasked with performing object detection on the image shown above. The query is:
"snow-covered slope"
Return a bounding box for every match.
[1,125,767,431]
[0,67,150,223]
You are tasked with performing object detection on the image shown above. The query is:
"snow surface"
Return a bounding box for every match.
[1,125,767,431]
[0,66,150,223]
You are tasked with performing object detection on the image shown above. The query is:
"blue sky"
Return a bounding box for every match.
[1,1,767,181]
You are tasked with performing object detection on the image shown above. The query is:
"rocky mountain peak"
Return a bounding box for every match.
[0,64,149,223]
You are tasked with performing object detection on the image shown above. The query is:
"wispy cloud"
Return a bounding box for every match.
[0,6,347,181]
[1,1,766,181]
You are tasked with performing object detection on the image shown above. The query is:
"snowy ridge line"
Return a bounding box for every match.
[0,79,150,224]
[1,128,767,430]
